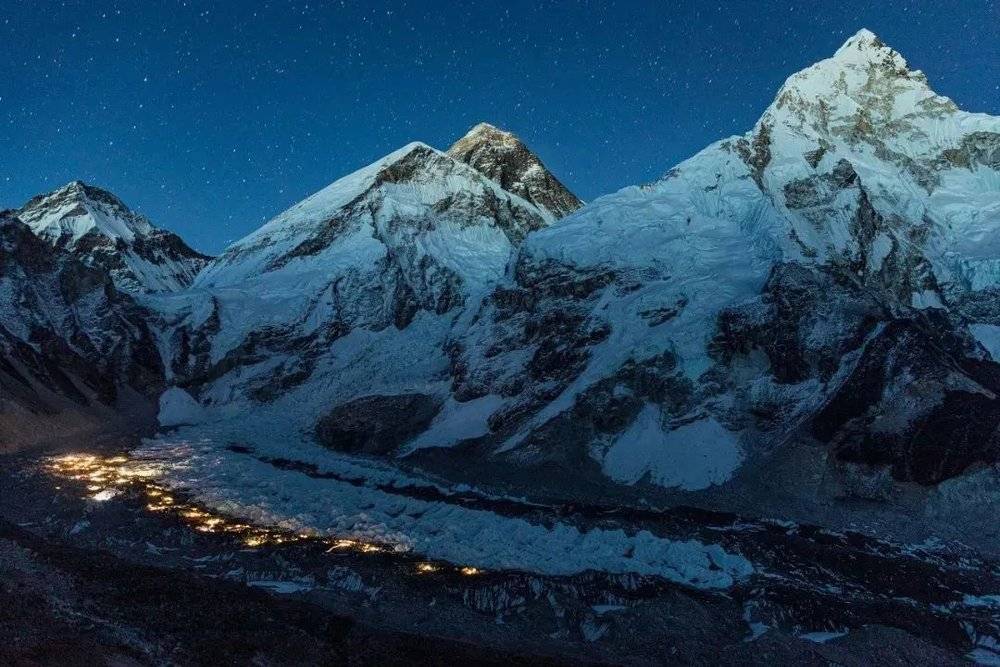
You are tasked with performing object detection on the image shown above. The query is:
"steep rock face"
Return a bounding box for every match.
[448,123,583,219]
[709,263,1000,488]
[162,141,560,437]
[812,316,1000,486]
[750,29,1000,294]
[0,211,164,451]
[17,181,211,293]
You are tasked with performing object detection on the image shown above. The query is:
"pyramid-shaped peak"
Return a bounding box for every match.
[22,180,138,220]
[466,122,514,137]
[16,180,209,292]
[451,122,523,152]
[839,28,883,51]
[448,122,582,219]
[19,180,148,237]
[758,26,929,129]
[831,28,907,68]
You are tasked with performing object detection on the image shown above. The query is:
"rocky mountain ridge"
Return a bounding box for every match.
[17,181,211,293]
[155,139,557,427]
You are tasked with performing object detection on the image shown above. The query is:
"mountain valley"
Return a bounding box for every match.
[4,29,1000,664]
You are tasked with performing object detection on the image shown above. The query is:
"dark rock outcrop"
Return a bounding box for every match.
[814,317,1000,484]
[315,394,443,455]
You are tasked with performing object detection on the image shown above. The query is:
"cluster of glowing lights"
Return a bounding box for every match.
[45,453,484,578]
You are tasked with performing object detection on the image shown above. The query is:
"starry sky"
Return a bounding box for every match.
[2,1,998,254]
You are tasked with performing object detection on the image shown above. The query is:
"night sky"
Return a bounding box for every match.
[3,1,998,254]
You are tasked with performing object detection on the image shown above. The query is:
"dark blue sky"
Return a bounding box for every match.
[3,1,998,254]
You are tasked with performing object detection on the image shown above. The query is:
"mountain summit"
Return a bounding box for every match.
[17,181,211,293]
[447,122,583,220]
[831,27,900,64]
[440,29,1000,502]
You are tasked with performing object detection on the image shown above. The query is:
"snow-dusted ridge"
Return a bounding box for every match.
[196,141,549,290]
[155,134,568,433]
[17,180,211,293]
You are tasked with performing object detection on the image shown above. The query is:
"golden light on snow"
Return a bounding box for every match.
[244,535,268,547]
[326,539,358,551]
[46,452,480,579]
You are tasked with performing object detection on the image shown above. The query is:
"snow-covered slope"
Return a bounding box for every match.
[447,123,583,219]
[430,29,1000,502]
[162,139,559,433]
[17,181,211,293]
[197,141,546,292]
[753,28,1000,290]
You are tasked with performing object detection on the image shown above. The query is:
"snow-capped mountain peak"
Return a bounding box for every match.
[759,27,948,144]
[172,137,557,413]
[19,180,154,245]
[17,181,210,293]
[197,140,550,290]
[452,123,529,156]
[831,28,905,66]
[447,122,583,220]
[742,28,998,281]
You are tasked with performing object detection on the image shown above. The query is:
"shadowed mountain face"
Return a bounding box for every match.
[0,211,164,451]
[17,181,211,294]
